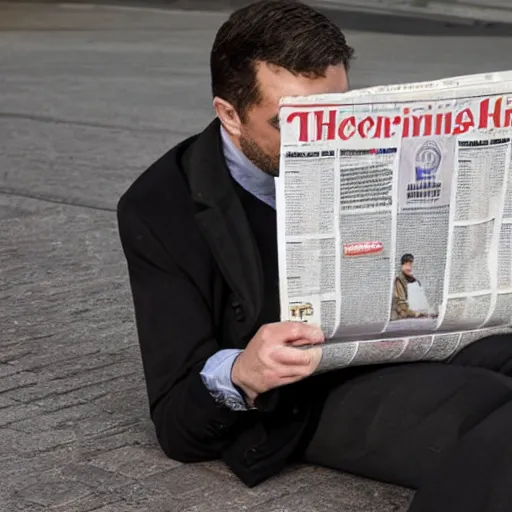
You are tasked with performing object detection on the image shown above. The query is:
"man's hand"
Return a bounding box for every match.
[231,322,325,406]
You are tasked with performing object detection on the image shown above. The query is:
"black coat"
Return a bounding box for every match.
[117,119,327,486]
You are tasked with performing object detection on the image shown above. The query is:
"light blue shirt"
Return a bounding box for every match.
[220,126,276,208]
[199,126,276,410]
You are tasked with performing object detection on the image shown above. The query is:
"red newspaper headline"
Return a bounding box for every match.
[285,96,512,142]
[343,241,383,257]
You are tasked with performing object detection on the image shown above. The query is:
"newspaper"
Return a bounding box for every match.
[276,70,512,372]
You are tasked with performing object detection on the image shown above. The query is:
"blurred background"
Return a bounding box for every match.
[0,1,511,511]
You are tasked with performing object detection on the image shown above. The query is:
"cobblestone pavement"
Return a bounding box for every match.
[1,2,512,511]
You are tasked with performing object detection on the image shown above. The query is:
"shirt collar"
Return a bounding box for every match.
[220,125,276,209]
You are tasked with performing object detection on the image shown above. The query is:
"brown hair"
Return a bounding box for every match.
[210,0,354,120]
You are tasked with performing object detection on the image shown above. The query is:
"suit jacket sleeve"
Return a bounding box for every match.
[117,199,253,462]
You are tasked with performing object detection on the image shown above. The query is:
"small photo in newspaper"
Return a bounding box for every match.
[397,137,455,210]
[289,300,316,323]
[387,252,440,332]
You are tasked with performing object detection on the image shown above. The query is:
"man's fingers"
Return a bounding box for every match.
[261,347,323,390]
[272,346,310,366]
[260,321,324,344]
[289,337,324,347]
[272,346,323,372]
[272,345,319,366]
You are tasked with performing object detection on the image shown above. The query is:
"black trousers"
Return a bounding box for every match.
[304,334,512,512]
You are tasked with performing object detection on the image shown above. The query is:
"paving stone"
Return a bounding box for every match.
[0,396,17,408]
[0,402,42,427]
[77,424,157,459]
[136,466,221,504]
[134,464,329,511]
[116,482,192,512]
[10,403,98,434]
[10,374,144,411]
[0,446,79,490]
[74,412,146,440]
[10,401,125,437]
[59,462,136,492]
[0,362,18,378]
[212,462,339,496]
[293,472,413,512]
[11,350,97,374]
[0,497,46,512]
[224,493,341,512]
[4,360,138,402]
[237,472,413,512]
[91,384,149,416]
[81,504,146,512]
[0,371,39,393]
[247,490,389,512]
[31,351,133,381]
[10,335,137,378]
[17,478,94,508]
[89,444,181,479]
[93,480,173,509]
[0,339,102,373]
[49,491,127,512]
[0,427,77,457]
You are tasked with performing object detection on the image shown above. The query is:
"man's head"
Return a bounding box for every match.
[401,254,414,277]
[211,0,353,176]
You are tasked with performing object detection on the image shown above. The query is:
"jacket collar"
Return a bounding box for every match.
[182,118,264,339]
[186,119,235,208]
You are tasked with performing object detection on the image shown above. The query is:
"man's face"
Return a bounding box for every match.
[239,62,349,176]
[402,261,413,277]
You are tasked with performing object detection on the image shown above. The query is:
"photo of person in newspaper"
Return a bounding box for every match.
[390,253,438,321]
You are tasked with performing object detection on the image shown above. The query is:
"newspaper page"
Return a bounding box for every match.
[276,70,512,370]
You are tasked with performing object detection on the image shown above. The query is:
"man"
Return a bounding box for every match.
[392,253,429,320]
[118,2,512,511]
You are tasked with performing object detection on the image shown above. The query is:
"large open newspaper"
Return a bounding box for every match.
[277,70,512,372]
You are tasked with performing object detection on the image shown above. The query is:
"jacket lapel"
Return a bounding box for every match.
[183,119,264,341]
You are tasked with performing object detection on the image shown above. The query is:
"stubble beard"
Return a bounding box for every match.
[239,134,280,178]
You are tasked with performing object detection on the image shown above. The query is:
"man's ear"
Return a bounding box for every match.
[213,97,242,138]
